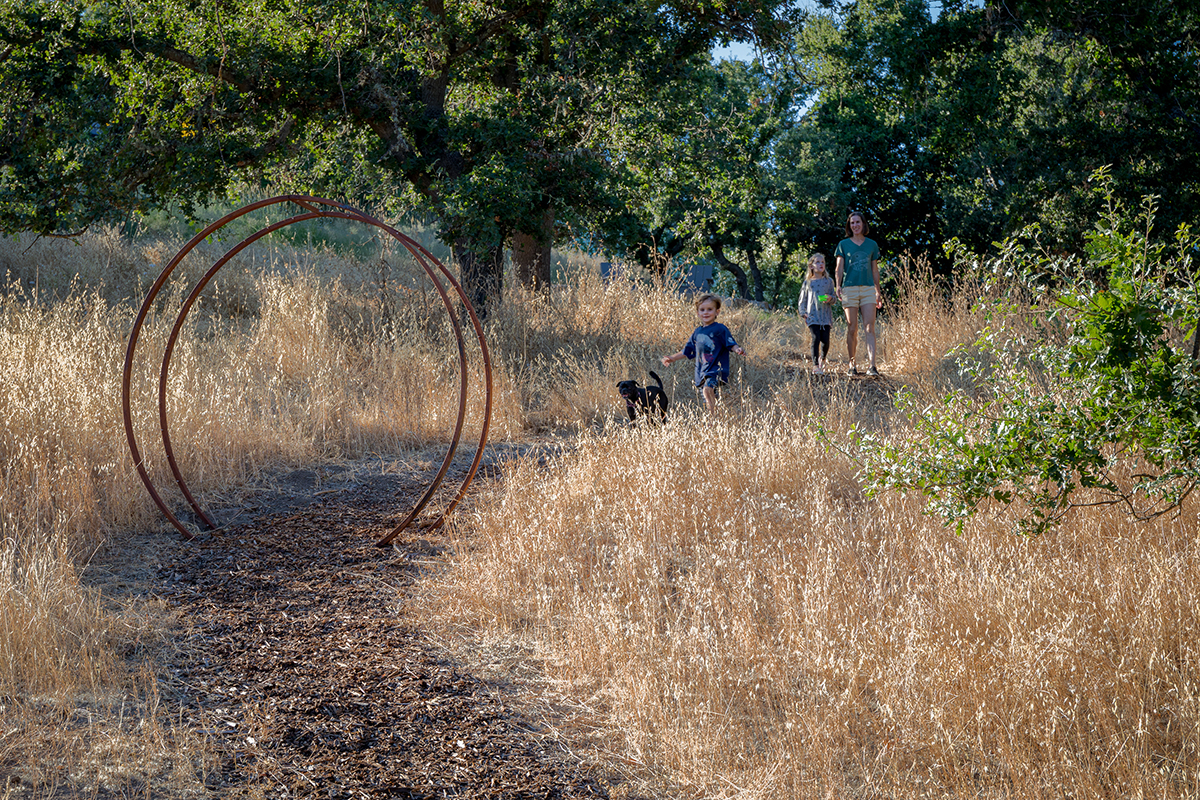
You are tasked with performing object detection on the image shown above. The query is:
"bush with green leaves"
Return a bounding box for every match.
[860,173,1200,535]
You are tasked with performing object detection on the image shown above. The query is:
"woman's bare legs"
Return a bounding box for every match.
[860,301,877,370]
[844,305,859,370]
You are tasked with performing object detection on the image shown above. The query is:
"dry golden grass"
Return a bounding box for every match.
[433,407,1200,797]
[425,270,1200,797]
[3,223,1198,798]
[0,224,502,796]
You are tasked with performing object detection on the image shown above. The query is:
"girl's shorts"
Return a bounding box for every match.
[841,284,878,308]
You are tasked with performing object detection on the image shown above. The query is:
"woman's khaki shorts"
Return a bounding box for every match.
[841,284,878,309]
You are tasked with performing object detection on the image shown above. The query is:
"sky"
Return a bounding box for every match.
[711,40,758,63]
[709,0,972,63]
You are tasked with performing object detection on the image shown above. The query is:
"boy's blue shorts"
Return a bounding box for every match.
[697,376,727,390]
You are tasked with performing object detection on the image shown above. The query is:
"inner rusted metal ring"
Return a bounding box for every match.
[121,196,492,547]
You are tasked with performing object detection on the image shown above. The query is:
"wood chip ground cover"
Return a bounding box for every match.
[71,451,617,799]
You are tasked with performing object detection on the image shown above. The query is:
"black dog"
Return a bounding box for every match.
[617,370,669,423]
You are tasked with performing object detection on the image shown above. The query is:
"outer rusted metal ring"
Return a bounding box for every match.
[121,196,492,546]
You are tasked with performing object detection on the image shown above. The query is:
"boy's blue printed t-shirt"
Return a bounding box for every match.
[684,322,739,387]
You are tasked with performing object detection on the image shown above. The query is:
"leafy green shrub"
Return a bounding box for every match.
[860,171,1200,534]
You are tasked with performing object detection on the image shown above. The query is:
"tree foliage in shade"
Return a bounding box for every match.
[608,0,1199,303]
[792,0,1200,265]
[0,0,792,311]
[613,59,790,300]
[609,55,842,303]
[859,173,1200,535]
[4,0,1197,309]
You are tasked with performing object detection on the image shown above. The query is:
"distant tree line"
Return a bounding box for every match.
[2,0,1196,311]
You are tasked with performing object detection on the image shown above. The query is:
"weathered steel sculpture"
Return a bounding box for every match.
[121,196,492,547]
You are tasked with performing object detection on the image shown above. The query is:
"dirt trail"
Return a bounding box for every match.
[87,452,611,799]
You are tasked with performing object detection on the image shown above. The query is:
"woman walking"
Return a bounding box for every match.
[834,210,882,376]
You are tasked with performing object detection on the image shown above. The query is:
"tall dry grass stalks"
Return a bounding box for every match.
[486,267,811,429]
[0,226,509,678]
[0,224,502,794]
[436,410,1200,797]
[8,220,1195,798]
[428,274,1200,798]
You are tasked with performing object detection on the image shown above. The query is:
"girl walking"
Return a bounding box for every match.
[798,252,836,375]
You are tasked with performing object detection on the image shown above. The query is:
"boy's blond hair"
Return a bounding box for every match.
[694,292,722,310]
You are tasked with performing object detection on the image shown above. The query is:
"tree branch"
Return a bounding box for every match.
[709,240,751,298]
[447,7,536,65]
[155,45,256,94]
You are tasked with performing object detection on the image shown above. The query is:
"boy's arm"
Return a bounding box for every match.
[661,350,686,367]
[727,328,746,357]
[664,331,695,366]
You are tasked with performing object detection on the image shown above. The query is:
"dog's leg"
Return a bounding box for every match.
[635,388,651,421]
[646,372,668,423]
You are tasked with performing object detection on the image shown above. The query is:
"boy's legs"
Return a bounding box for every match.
[697,376,723,415]
[701,385,718,415]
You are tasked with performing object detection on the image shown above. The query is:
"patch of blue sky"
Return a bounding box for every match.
[711,40,758,64]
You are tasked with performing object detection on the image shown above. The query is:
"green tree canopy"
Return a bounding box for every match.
[0,0,792,310]
[780,0,1200,269]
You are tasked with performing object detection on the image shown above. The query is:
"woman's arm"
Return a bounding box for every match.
[871,259,882,308]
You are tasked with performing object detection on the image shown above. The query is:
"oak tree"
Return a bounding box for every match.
[0,0,790,312]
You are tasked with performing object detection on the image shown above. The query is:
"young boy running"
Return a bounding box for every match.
[661,293,745,416]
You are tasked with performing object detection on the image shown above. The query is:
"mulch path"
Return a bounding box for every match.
[133,456,612,799]
[83,377,903,799]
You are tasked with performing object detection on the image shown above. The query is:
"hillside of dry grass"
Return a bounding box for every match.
[1,223,1198,798]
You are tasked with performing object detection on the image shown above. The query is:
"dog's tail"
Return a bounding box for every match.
[648,370,664,390]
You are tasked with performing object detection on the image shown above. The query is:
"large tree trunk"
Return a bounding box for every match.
[746,249,765,302]
[709,241,751,299]
[512,206,554,290]
[768,243,797,307]
[453,241,505,319]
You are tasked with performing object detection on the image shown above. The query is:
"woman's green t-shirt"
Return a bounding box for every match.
[835,237,881,287]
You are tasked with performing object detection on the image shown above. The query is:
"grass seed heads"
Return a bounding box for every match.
[1,228,1198,798]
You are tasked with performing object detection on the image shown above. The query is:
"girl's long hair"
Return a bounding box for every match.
[806,253,827,281]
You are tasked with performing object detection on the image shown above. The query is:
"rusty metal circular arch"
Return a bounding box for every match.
[121,196,492,547]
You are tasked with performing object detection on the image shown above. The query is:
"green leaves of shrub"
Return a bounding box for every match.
[862,170,1200,535]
